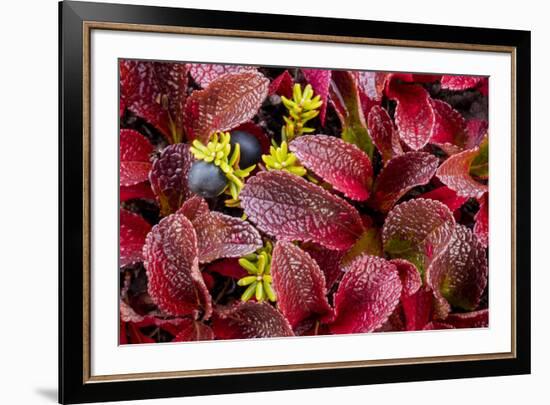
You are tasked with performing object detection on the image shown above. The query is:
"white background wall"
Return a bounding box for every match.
[0,0,546,404]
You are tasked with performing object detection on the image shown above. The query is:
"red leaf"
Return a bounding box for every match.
[271,242,333,329]
[152,62,189,143]
[479,78,489,96]
[390,73,415,83]
[120,60,188,143]
[427,224,488,311]
[330,71,373,156]
[465,119,488,149]
[184,72,269,143]
[176,195,209,222]
[342,227,384,269]
[423,321,454,330]
[127,323,156,344]
[429,99,467,150]
[202,272,215,291]
[401,287,434,331]
[474,194,489,247]
[120,209,151,267]
[371,152,439,212]
[412,74,442,83]
[385,75,434,150]
[172,318,215,342]
[433,293,452,320]
[354,71,386,119]
[301,68,331,124]
[191,211,263,264]
[367,105,403,165]
[120,60,169,137]
[444,309,489,328]
[330,255,401,334]
[120,299,145,323]
[440,75,484,91]
[268,70,293,98]
[150,143,194,216]
[188,63,257,87]
[289,135,373,201]
[120,182,155,202]
[143,213,212,318]
[376,307,406,332]
[120,130,153,162]
[390,259,421,298]
[212,301,294,339]
[436,146,488,198]
[301,243,345,290]
[240,171,364,250]
[178,195,262,263]
[419,186,468,212]
[120,129,153,187]
[206,258,247,279]
[383,199,456,276]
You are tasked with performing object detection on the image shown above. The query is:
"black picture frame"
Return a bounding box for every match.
[59,1,531,403]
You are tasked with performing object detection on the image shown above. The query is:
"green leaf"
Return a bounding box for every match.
[342,227,383,269]
[384,238,426,277]
[341,125,373,159]
[330,71,374,158]
[382,199,456,279]
[469,137,488,179]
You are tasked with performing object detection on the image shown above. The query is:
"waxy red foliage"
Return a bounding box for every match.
[240,171,364,250]
[184,72,269,143]
[383,199,456,275]
[142,213,212,319]
[301,243,345,290]
[290,135,373,201]
[120,181,155,202]
[330,255,401,334]
[119,129,154,186]
[268,70,294,98]
[386,74,434,150]
[120,60,189,143]
[120,60,489,344]
[401,287,434,331]
[188,63,257,88]
[445,309,488,328]
[419,186,468,213]
[213,302,294,339]
[172,318,215,342]
[436,146,488,198]
[427,224,488,311]
[271,242,334,329]
[302,69,331,124]
[150,143,194,216]
[354,71,386,119]
[429,99,467,152]
[371,152,439,212]
[191,211,263,264]
[120,209,151,267]
[474,193,489,247]
[440,75,484,91]
[367,105,403,165]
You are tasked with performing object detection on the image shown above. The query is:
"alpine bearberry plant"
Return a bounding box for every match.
[119,60,489,344]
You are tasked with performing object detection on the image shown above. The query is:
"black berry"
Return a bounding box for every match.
[230,130,262,169]
[188,160,228,198]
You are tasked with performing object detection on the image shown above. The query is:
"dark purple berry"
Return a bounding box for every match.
[188,160,228,198]
[230,130,262,169]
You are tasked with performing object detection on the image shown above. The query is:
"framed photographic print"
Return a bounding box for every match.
[59,0,531,403]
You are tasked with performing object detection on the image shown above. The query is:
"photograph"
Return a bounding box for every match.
[119,60,490,344]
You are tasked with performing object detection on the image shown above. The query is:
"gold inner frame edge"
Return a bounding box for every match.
[81,21,517,384]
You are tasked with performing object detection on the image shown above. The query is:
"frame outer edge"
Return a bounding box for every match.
[59,1,531,402]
